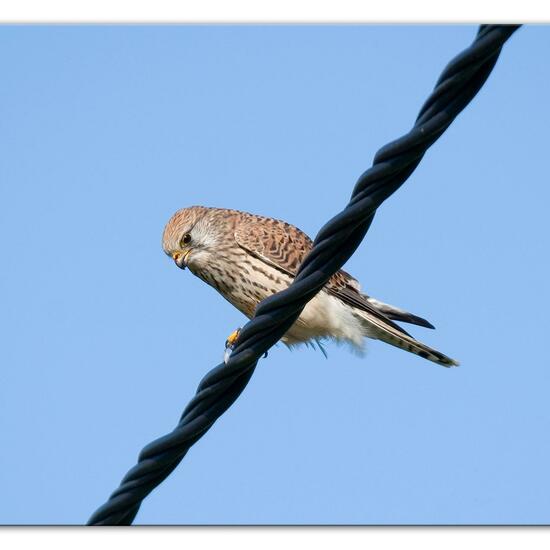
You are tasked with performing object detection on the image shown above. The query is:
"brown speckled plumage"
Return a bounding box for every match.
[162,206,458,367]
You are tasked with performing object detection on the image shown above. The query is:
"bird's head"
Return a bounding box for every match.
[162,206,223,272]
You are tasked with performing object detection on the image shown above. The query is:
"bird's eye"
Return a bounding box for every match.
[181,233,192,246]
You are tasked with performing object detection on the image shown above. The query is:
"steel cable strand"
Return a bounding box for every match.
[87,24,520,525]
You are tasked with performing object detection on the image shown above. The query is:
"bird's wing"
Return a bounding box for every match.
[234,213,316,277]
[234,214,412,337]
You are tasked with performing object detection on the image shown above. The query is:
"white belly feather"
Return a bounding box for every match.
[285,290,366,351]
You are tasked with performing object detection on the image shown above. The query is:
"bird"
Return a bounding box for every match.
[162,206,459,367]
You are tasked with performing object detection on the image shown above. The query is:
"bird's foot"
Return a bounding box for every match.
[224,328,241,364]
[225,328,241,350]
[223,327,269,364]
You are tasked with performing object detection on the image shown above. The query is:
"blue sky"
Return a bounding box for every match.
[1,25,549,525]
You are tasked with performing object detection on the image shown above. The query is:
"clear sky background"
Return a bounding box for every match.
[1,25,549,525]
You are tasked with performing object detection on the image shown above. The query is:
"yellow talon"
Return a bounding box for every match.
[225,328,241,350]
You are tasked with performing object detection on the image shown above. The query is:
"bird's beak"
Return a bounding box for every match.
[172,250,191,270]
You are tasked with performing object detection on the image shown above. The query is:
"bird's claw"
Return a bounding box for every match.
[225,328,241,350]
[223,327,269,364]
[224,328,241,364]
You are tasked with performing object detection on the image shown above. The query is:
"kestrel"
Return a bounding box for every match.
[162,206,458,367]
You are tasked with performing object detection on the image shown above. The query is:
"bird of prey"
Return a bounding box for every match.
[162,206,458,367]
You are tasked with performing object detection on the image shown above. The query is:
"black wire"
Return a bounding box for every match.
[87,25,521,525]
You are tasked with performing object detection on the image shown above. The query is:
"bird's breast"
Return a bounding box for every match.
[192,252,292,318]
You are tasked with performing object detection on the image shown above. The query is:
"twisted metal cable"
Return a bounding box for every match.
[88,24,520,525]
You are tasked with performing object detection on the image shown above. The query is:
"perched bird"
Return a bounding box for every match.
[162,206,458,367]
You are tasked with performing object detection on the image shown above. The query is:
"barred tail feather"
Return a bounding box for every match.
[356,310,459,367]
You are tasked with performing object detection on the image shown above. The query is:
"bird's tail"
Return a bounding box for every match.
[365,296,436,329]
[355,308,459,368]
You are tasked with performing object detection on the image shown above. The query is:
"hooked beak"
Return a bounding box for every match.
[172,250,191,270]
